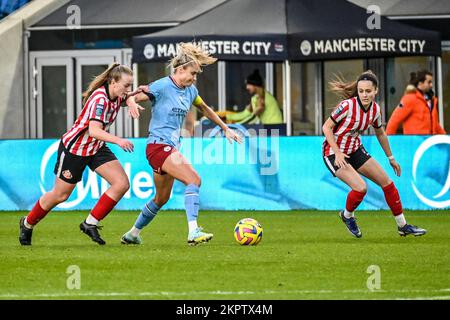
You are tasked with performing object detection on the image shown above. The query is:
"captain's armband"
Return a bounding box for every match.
[193,95,204,107]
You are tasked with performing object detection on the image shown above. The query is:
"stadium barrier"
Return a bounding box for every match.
[0,135,448,211]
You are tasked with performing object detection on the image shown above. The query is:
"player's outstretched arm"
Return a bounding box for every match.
[195,97,243,144]
[88,120,134,152]
[125,85,150,119]
[374,126,401,176]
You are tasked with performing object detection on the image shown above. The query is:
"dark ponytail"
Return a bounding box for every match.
[329,70,378,100]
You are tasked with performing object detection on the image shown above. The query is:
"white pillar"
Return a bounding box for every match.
[315,62,323,135]
[218,61,226,111]
[283,60,292,136]
[437,56,445,130]
[23,31,30,138]
[265,62,274,93]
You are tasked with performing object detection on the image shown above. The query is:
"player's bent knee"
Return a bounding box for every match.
[355,184,367,194]
[114,177,130,193]
[381,179,392,188]
[123,179,131,192]
[186,174,201,187]
[55,191,71,203]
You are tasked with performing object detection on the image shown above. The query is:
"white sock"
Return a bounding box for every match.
[343,209,354,219]
[395,214,407,227]
[24,217,34,229]
[85,214,99,226]
[188,220,198,233]
[130,226,141,237]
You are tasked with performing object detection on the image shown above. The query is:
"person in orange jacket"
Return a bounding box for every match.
[386,70,446,135]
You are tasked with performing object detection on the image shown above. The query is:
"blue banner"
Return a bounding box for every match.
[0,136,448,211]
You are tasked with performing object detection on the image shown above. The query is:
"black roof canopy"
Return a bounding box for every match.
[133,0,441,63]
[133,0,289,62]
[349,0,450,40]
[32,0,228,28]
[288,0,442,61]
[349,0,450,17]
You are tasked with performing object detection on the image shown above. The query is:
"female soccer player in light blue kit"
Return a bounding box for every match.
[122,42,242,245]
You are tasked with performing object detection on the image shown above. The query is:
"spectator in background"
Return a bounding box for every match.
[386,70,446,135]
[226,69,283,124]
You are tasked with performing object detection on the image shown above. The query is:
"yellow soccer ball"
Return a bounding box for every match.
[234,218,263,245]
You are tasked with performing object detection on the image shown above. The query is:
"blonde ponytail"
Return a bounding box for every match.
[168,42,217,73]
[82,63,133,104]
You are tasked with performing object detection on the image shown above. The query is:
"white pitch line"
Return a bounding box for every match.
[396,296,450,300]
[1,288,450,299]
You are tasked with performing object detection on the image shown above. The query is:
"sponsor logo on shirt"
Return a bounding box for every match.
[171,107,187,117]
[95,104,104,117]
[334,103,346,116]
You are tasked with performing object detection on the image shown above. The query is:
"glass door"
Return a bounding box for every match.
[29,49,139,139]
[76,56,118,135]
[32,57,74,138]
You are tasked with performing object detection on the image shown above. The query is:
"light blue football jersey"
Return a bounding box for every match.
[146,76,198,148]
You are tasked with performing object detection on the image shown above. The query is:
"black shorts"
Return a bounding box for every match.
[323,146,371,177]
[53,141,117,184]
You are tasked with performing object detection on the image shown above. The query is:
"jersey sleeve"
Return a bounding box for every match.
[190,85,201,106]
[330,101,349,124]
[372,108,383,128]
[89,96,108,124]
[148,79,165,102]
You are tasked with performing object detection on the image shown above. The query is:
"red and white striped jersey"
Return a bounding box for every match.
[62,85,122,157]
[323,97,382,156]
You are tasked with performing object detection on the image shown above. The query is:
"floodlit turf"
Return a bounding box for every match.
[1,210,449,300]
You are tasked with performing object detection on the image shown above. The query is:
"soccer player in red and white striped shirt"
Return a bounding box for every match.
[19,64,141,246]
[322,71,426,238]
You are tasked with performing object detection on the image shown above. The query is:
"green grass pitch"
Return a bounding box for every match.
[1,210,449,300]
